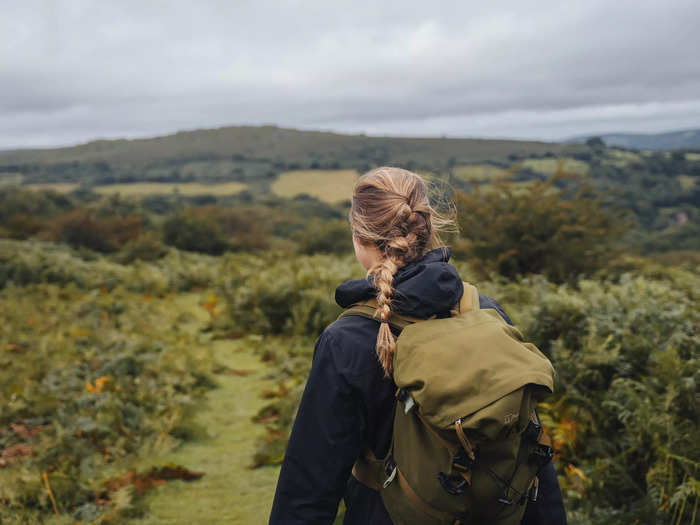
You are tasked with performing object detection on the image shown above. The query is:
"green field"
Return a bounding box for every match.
[605,148,644,167]
[25,182,80,193]
[453,164,508,181]
[271,169,358,203]
[93,182,247,196]
[521,157,589,176]
[677,175,697,190]
[0,172,24,186]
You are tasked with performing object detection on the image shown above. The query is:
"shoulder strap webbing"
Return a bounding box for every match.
[337,299,422,330]
[341,281,480,326]
[458,281,480,314]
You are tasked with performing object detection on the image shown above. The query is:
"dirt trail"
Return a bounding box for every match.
[132,293,281,524]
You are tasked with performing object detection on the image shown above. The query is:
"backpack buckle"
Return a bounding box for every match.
[438,472,468,495]
[523,419,542,443]
[396,389,417,414]
[383,465,397,488]
[382,458,397,488]
[529,443,553,467]
[452,446,476,472]
[528,476,539,502]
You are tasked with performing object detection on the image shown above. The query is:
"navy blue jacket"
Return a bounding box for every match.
[270,248,567,524]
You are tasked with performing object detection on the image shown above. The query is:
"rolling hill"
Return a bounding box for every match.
[567,128,700,150]
[0,125,580,167]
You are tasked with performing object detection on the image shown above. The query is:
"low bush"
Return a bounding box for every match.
[220,254,363,337]
[0,239,225,293]
[116,232,170,264]
[293,219,353,255]
[454,177,629,283]
[162,205,274,255]
[50,209,143,253]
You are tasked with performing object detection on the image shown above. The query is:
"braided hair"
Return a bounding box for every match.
[349,167,452,376]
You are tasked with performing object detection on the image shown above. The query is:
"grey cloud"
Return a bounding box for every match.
[1,0,700,148]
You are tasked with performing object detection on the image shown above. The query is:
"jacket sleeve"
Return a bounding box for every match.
[269,330,364,525]
[482,294,568,525]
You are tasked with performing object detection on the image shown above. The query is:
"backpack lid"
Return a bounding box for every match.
[393,285,555,429]
[338,283,555,429]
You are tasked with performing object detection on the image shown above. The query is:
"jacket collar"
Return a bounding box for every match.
[335,247,463,319]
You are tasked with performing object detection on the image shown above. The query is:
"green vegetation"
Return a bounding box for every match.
[452,163,508,181]
[0,278,216,522]
[1,126,697,253]
[453,177,629,283]
[521,157,589,176]
[1,126,699,523]
[131,317,282,525]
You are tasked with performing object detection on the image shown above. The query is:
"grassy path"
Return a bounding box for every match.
[131,294,282,524]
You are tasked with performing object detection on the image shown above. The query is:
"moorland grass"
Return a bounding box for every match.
[130,295,283,525]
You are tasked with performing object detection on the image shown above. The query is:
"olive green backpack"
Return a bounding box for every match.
[338,282,555,525]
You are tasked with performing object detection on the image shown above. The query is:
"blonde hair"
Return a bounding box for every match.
[350,167,453,376]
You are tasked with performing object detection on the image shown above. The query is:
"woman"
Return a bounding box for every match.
[269,167,567,524]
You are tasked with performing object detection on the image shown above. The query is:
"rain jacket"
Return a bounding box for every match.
[269,248,567,525]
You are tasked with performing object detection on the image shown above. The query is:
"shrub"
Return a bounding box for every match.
[116,232,169,263]
[162,209,229,255]
[50,209,142,253]
[0,185,74,224]
[0,238,226,293]
[454,177,628,283]
[294,219,353,255]
[220,254,363,336]
[162,206,271,254]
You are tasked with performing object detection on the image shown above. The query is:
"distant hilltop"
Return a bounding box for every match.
[566,128,700,150]
[0,125,578,167]
[2,125,698,169]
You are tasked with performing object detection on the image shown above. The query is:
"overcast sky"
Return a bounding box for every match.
[2,0,700,149]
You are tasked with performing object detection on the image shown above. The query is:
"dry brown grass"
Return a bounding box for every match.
[271,169,359,203]
[25,183,79,193]
[93,182,247,196]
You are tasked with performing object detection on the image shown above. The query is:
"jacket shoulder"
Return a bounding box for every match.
[477,293,514,326]
[316,314,383,377]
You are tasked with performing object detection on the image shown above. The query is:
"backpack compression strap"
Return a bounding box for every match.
[337,300,421,330]
[338,281,479,328]
[458,282,480,314]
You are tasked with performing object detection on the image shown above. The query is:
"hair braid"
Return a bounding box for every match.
[369,256,400,376]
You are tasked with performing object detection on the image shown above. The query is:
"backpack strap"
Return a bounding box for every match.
[396,467,453,522]
[352,449,381,491]
[458,281,480,314]
[338,299,423,330]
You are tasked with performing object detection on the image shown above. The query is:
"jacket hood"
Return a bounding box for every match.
[335,247,463,319]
